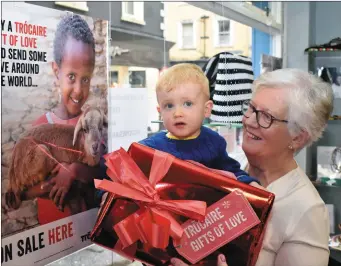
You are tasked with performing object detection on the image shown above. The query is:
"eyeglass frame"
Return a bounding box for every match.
[241,100,288,129]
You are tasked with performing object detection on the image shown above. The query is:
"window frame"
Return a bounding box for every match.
[121,1,146,25]
[213,17,233,47]
[177,20,197,50]
[55,2,89,12]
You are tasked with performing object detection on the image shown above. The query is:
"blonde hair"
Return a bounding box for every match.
[253,68,334,146]
[156,63,210,99]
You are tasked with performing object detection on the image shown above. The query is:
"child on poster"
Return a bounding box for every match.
[30,14,103,224]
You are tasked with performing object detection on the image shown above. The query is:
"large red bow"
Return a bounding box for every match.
[94,148,207,250]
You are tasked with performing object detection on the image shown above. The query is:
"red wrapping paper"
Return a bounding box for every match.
[94,148,207,251]
[90,143,275,266]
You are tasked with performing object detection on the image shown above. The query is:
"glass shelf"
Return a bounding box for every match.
[313,181,341,189]
[329,117,341,121]
[305,50,341,58]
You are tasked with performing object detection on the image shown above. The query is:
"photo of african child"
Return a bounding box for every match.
[1,3,109,238]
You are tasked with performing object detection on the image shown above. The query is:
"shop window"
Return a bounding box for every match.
[121,2,145,25]
[8,2,285,266]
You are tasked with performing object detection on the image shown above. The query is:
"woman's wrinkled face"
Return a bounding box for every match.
[242,87,293,159]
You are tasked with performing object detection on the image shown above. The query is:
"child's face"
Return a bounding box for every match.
[157,82,213,139]
[53,37,95,117]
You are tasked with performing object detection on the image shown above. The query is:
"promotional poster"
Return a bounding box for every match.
[1,2,109,265]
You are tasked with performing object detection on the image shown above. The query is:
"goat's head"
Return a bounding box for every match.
[73,107,108,165]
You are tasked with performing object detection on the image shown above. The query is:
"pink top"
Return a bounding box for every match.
[48,112,80,126]
[32,111,81,127]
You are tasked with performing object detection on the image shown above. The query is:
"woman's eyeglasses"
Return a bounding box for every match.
[241,100,288,129]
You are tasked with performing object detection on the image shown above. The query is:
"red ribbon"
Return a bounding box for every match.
[94,148,207,250]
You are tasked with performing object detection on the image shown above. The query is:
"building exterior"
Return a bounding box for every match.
[27,1,173,131]
[164,2,252,67]
[27,1,174,84]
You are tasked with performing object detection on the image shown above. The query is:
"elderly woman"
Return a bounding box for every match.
[171,68,333,266]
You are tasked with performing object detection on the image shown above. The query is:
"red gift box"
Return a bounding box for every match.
[90,143,275,266]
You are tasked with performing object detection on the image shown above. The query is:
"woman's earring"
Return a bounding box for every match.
[289,145,293,150]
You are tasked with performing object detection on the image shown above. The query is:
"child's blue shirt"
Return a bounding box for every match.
[139,126,255,182]
[95,126,258,204]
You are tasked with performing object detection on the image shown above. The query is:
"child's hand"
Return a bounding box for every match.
[48,163,75,210]
[51,163,62,176]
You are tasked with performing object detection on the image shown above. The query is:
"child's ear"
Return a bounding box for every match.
[204,100,213,118]
[52,61,59,79]
[156,105,164,121]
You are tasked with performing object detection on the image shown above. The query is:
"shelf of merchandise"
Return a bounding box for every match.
[305,50,341,57]
[329,116,341,121]
[313,181,341,189]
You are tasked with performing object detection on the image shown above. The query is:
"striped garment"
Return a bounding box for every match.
[210,53,254,124]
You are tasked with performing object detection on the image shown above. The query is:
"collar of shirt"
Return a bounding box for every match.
[166,132,199,140]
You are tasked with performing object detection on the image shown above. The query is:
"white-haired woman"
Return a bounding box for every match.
[171,68,333,266]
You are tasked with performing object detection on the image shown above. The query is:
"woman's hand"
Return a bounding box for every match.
[170,254,228,266]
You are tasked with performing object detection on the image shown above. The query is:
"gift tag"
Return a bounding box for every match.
[174,189,260,264]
